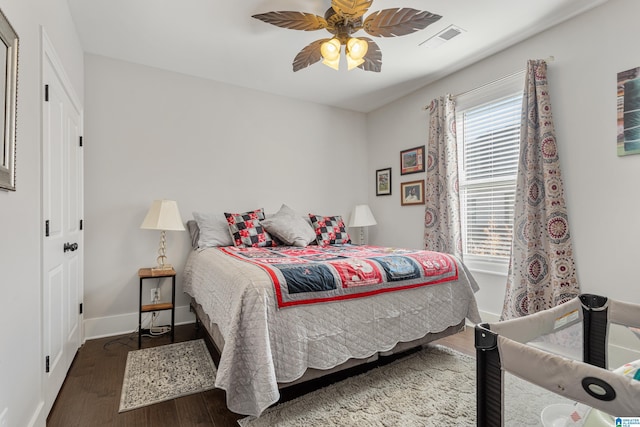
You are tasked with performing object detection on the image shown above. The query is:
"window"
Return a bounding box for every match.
[456,73,523,273]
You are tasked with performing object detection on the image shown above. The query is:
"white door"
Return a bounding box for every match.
[41,34,83,416]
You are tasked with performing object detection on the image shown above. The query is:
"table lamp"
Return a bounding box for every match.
[348,204,377,245]
[140,199,185,271]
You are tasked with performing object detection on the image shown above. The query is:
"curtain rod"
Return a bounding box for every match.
[422,56,555,111]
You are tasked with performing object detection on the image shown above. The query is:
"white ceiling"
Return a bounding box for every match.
[67,0,607,113]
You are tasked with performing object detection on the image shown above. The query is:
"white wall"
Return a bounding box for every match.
[367,0,640,322]
[83,54,368,337]
[0,1,83,426]
[1,1,635,424]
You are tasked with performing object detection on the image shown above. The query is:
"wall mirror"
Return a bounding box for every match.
[0,9,18,191]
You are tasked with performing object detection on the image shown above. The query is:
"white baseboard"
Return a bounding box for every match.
[83,305,196,340]
[27,400,45,427]
[478,309,500,324]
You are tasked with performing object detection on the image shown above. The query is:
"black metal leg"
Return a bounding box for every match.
[171,275,176,343]
[475,324,502,427]
[138,277,143,348]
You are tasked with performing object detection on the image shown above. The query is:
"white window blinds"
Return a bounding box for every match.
[456,74,523,266]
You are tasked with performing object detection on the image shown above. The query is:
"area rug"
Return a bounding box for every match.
[239,345,570,426]
[119,339,217,412]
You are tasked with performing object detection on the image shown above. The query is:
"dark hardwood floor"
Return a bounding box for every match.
[47,324,475,427]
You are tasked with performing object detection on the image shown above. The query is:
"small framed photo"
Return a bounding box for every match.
[400,180,425,206]
[375,167,392,196]
[400,145,425,175]
[617,67,640,156]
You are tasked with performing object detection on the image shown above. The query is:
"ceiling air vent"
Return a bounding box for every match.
[419,25,465,48]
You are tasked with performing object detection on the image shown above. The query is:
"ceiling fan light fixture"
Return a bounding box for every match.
[322,56,341,71]
[346,37,368,70]
[346,55,365,70]
[321,38,341,60]
[347,37,368,60]
[321,38,341,70]
[252,1,442,72]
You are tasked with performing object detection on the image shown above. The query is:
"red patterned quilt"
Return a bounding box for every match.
[219,245,459,308]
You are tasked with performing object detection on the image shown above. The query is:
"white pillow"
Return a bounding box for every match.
[192,212,234,248]
[261,204,316,247]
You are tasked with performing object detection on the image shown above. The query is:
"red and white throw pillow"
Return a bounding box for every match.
[308,214,351,246]
[225,208,276,248]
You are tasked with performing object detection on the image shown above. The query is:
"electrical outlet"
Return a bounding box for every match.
[150,288,160,302]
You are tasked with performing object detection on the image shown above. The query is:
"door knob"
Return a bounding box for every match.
[64,242,79,252]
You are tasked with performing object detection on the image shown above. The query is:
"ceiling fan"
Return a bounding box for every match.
[252,0,442,72]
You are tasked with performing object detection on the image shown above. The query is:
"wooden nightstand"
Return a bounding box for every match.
[138,267,176,348]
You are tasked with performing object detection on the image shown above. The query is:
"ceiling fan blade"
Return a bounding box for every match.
[252,11,328,31]
[292,39,328,72]
[331,0,373,19]
[357,38,382,72]
[363,8,442,37]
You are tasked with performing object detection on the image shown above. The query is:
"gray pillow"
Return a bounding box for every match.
[192,211,234,248]
[261,204,316,247]
[186,220,200,249]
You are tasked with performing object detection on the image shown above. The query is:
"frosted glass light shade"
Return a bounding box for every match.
[321,38,341,70]
[346,38,368,71]
[346,55,365,70]
[322,56,340,70]
[321,38,341,60]
[347,37,368,60]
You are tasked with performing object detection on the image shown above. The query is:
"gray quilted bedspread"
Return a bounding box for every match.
[182,246,481,417]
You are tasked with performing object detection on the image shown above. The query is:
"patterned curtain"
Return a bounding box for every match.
[501,60,580,320]
[424,96,462,260]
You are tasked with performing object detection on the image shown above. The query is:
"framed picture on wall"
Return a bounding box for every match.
[0,9,18,191]
[400,180,425,206]
[617,67,640,156]
[400,145,425,175]
[375,167,391,196]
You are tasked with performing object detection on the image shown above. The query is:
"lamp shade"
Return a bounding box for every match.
[347,37,368,60]
[348,204,377,228]
[321,38,341,71]
[140,200,185,231]
[321,38,340,60]
[346,55,365,71]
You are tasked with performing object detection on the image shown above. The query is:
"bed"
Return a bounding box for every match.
[182,206,481,417]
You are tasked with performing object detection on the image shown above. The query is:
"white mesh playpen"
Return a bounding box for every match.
[475,294,640,426]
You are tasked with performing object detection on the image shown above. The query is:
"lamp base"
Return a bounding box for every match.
[151,264,174,273]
